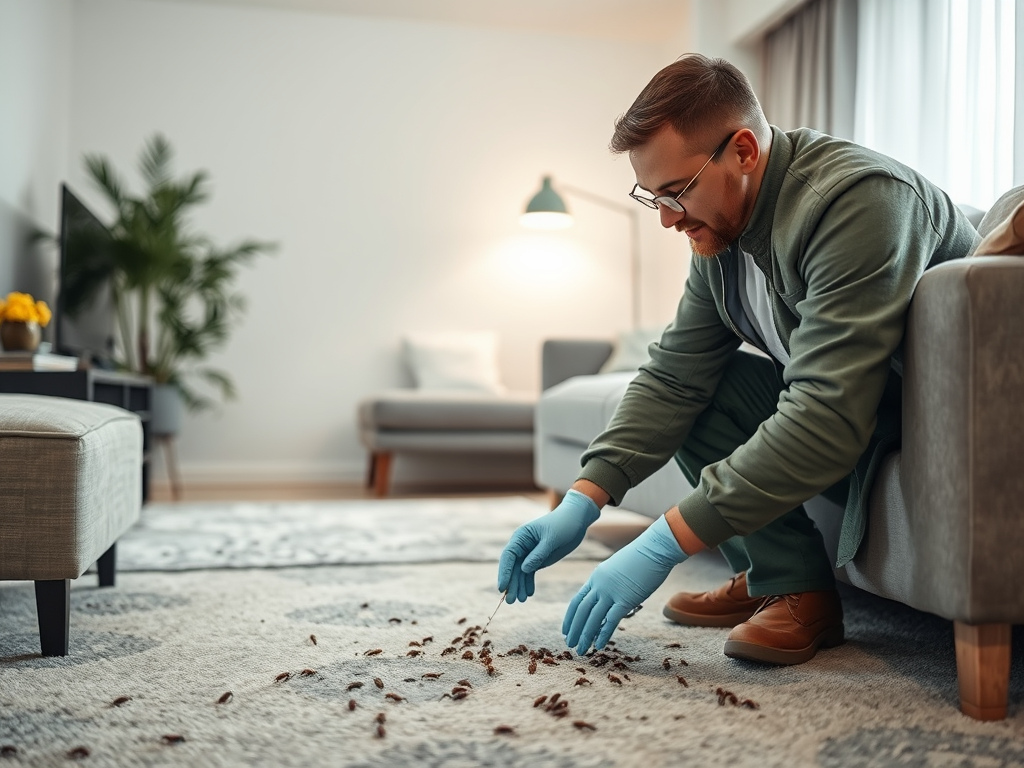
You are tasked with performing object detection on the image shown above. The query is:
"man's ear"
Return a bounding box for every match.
[733,129,760,174]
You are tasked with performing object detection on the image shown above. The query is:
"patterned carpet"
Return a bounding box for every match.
[1,497,1023,767]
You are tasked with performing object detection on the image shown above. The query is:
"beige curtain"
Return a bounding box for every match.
[761,0,859,138]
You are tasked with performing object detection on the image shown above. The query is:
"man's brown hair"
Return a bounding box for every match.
[610,54,768,155]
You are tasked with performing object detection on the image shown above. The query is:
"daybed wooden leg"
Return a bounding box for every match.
[547,489,564,510]
[35,579,70,657]
[98,543,117,587]
[373,452,393,498]
[954,620,1011,720]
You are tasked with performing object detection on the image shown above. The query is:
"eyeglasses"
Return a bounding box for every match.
[629,132,737,213]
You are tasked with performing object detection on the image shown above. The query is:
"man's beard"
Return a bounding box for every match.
[687,174,745,258]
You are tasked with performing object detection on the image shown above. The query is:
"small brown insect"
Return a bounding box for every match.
[441,647,457,656]
[608,674,622,685]
[574,677,591,686]
[457,617,467,625]
[346,682,364,691]
[348,699,357,711]
[676,676,688,687]
[716,687,739,706]
[528,660,537,674]
[388,617,402,624]
[613,661,629,670]
[364,649,383,656]
[548,693,561,706]
[68,747,90,759]
[0,746,17,757]
[461,650,475,660]
[679,659,688,666]
[373,678,384,689]
[493,725,516,735]
[376,724,386,739]
[384,692,405,702]
[664,642,681,648]
[407,650,422,657]
[457,679,473,687]
[360,602,369,608]
[451,690,469,700]
[533,695,548,707]
[161,735,186,745]
[740,698,760,709]
[375,712,387,724]
[275,672,291,683]
[573,720,597,731]
[541,657,558,666]
[622,673,631,681]
[403,678,416,683]
[110,695,132,707]
[662,657,672,670]
[451,686,469,695]
[300,669,317,677]
[408,640,422,647]
[310,634,318,645]
[217,691,233,704]
[575,667,587,674]
[421,672,442,679]
[422,636,434,644]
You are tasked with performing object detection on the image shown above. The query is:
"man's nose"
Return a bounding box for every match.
[659,204,685,229]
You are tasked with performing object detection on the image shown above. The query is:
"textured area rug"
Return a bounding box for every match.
[116,497,612,571]
[2,499,1024,767]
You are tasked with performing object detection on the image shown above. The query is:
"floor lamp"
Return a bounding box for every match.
[520,176,642,330]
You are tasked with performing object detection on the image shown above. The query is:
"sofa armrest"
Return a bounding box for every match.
[902,255,1024,621]
[541,339,614,390]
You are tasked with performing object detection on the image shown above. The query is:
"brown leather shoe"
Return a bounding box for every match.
[662,571,763,628]
[723,590,845,665]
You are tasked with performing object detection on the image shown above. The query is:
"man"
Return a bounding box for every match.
[497,54,979,664]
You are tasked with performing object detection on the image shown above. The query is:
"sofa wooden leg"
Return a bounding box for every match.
[34,579,70,657]
[98,543,117,587]
[547,489,564,510]
[373,452,393,498]
[954,620,1011,720]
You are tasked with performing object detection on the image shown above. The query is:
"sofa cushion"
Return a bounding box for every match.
[536,372,636,445]
[359,389,535,432]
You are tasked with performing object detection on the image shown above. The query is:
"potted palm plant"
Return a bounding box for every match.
[81,134,274,434]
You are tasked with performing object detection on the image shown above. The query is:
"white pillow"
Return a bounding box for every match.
[598,325,668,374]
[402,331,505,393]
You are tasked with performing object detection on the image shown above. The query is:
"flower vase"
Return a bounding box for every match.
[0,320,41,352]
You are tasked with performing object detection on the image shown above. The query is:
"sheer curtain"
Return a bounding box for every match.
[854,0,1019,208]
[762,0,859,138]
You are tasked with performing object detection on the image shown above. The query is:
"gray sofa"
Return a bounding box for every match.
[534,187,1024,721]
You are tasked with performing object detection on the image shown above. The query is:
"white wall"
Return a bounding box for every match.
[68,0,690,485]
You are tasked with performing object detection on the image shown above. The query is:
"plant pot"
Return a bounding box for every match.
[150,384,185,437]
[0,321,41,352]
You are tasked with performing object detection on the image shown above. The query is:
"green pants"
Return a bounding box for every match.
[674,350,849,597]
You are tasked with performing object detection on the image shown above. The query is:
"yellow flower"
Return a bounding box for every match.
[0,292,51,327]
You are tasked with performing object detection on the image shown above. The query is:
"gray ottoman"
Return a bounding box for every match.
[0,394,143,656]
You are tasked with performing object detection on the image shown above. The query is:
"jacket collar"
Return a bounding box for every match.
[737,125,791,261]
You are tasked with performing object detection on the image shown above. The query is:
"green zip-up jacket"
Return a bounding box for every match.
[578,126,979,567]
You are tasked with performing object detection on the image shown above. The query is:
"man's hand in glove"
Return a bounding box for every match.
[497,489,602,604]
[562,515,689,655]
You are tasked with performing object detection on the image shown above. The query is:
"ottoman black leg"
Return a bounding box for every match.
[34,579,70,657]
[98,543,117,587]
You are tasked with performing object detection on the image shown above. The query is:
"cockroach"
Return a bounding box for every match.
[716,687,739,706]
[409,640,422,647]
[462,638,477,647]
[548,693,561,706]
[573,720,597,731]
[0,746,17,757]
[574,677,591,686]
[346,682,364,691]
[364,649,383,656]
[662,657,672,670]
[457,679,473,687]
[673,714,686,720]
[486,666,496,676]
[679,659,688,666]
[310,634,318,645]
[422,636,434,644]
[300,669,317,677]
[407,650,422,657]
[676,676,688,687]
[664,642,681,648]
[275,672,291,683]
[461,650,475,660]
[421,673,442,679]
[68,747,90,759]
[373,678,384,689]
[376,724,386,739]
[541,657,558,666]
[411,620,418,625]
[403,678,416,683]
[161,735,186,745]
[388,617,402,624]
[375,712,387,724]
[441,647,457,656]
[533,695,548,708]
[622,673,631,681]
[613,661,629,670]
[360,602,370,608]
[457,617,467,625]
[348,699,357,711]
[482,639,492,648]
[575,667,587,674]
[110,696,132,707]
[384,693,405,702]
[559,650,573,660]
[608,674,622,685]
[451,686,469,695]
[451,690,469,700]
[506,647,523,656]
[740,699,760,709]
[528,660,537,674]
[493,725,516,735]
[217,691,233,704]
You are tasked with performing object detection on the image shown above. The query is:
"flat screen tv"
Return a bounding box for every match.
[56,184,117,366]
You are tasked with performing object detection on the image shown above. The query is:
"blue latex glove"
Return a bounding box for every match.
[497,489,601,604]
[562,515,689,655]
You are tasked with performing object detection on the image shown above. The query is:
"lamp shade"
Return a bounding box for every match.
[520,176,573,230]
